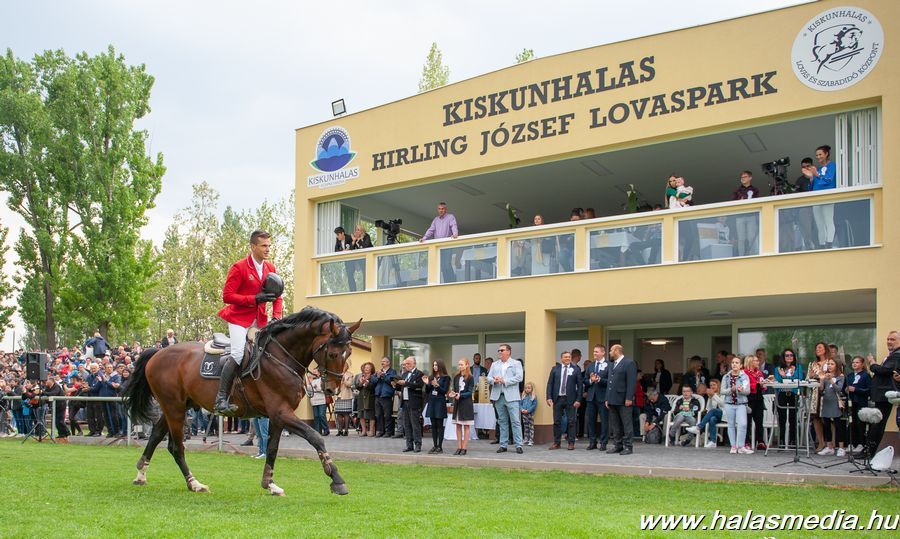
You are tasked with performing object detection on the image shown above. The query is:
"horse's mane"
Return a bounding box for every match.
[262,306,344,338]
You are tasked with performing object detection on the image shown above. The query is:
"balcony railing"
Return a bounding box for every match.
[313,185,880,296]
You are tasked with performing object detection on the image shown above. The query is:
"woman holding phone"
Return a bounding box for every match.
[449,357,475,456]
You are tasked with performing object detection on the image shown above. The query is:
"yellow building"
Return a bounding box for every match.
[295,0,897,443]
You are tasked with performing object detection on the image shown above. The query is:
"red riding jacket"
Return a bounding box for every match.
[218,255,284,328]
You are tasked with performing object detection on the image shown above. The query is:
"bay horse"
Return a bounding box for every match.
[124,307,361,496]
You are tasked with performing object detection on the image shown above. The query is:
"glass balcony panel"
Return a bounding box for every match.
[320,258,366,294]
[777,199,871,253]
[510,233,575,277]
[678,212,760,261]
[589,223,662,270]
[439,242,497,283]
[376,251,429,289]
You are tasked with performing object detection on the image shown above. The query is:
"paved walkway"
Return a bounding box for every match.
[72,430,898,488]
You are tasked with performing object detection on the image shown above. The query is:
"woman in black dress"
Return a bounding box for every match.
[424,360,450,453]
[449,357,475,456]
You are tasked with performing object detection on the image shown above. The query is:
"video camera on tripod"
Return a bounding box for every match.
[374,218,402,245]
[761,156,796,195]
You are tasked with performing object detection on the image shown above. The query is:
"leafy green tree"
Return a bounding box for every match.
[515,48,535,63]
[0,48,75,348]
[0,219,15,330]
[418,42,450,93]
[54,46,164,340]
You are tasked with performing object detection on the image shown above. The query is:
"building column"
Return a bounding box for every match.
[588,325,605,349]
[370,335,390,363]
[526,308,557,444]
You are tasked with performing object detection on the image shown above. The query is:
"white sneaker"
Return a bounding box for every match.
[730,447,738,454]
[705,441,717,449]
[738,447,754,455]
[852,444,863,453]
[685,426,700,435]
[253,453,265,459]
[817,447,834,456]
[836,448,846,457]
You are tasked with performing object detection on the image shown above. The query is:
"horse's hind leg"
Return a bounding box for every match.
[160,401,209,493]
[280,411,348,495]
[259,418,286,496]
[133,415,169,486]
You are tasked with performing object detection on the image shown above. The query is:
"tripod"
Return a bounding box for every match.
[774,378,819,469]
[21,397,54,444]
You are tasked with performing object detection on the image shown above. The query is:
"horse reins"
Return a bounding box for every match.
[258,330,349,383]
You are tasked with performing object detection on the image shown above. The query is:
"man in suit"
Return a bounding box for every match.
[863,330,900,458]
[161,329,177,348]
[546,351,583,450]
[584,344,610,450]
[373,356,397,437]
[214,230,283,415]
[606,344,638,455]
[488,344,524,454]
[395,356,425,453]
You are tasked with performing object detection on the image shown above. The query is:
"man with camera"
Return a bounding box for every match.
[214,229,284,416]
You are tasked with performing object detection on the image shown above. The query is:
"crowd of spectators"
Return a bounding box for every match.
[0,334,144,441]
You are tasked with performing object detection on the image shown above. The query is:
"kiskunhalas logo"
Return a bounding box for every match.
[791,6,883,91]
[307,126,360,189]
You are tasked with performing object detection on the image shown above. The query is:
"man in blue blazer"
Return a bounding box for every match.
[488,344,524,454]
[606,344,638,455]
[373,356,398,437]
[584,344,610,450]
[546,351,583,450]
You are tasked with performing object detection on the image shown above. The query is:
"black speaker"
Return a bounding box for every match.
[24,352,49,381]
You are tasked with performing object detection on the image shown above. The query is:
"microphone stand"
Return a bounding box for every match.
[848,399,877,475]
[773,374,818,468]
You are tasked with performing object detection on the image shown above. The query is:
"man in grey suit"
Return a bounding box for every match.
[584,344,610,450]
[605,344,638,455]
[488,344,524,454]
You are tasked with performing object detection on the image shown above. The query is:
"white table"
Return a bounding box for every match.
[423,403,497,440]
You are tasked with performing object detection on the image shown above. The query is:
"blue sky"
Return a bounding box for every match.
[0,0,810,348]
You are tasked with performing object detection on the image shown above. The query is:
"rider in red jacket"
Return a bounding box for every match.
[214,230,284,415]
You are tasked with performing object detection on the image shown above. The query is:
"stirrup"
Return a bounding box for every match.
[215,400,239,417]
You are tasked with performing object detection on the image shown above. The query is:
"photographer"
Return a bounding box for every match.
[43,376,70,441]
[66,375,86,436]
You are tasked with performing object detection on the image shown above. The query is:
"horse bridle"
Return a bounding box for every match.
[259,330,349,382]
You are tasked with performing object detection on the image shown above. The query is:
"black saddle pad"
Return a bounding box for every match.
[200,354,226,379]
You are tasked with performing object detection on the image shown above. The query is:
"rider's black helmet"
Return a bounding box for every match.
[262,273,284,298]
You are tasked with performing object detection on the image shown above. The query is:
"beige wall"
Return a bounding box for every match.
[295,0,899,434]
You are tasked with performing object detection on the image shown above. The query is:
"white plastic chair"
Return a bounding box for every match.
[664,395,705,447]
[762,394,777,451]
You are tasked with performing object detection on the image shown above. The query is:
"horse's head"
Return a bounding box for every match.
[316,318,362,396]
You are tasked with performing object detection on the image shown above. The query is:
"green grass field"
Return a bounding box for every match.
[0,439,896,538]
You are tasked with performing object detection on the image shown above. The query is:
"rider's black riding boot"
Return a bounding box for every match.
[214,357,240,416]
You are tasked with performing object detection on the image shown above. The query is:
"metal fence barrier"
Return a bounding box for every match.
[1,395,228,450]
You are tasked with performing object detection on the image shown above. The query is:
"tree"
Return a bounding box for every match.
[515,48,535,64]
[55,46,165,340]
[0,219,15,330]
[0,48,75,348]
[418,42,450,93]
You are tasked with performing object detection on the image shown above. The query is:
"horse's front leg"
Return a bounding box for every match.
[280,412,348,495]
[260,417,285,496]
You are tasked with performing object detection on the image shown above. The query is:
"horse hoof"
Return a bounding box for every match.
[330,482,349,496]
[132,479,146,486]
[268,483,285,496]
[188,480,210,493]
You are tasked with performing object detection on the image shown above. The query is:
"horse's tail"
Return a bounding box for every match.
[124,348,160,425]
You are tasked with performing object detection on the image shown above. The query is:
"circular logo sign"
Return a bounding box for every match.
[791,6,883,91]
[311,126,357,172]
